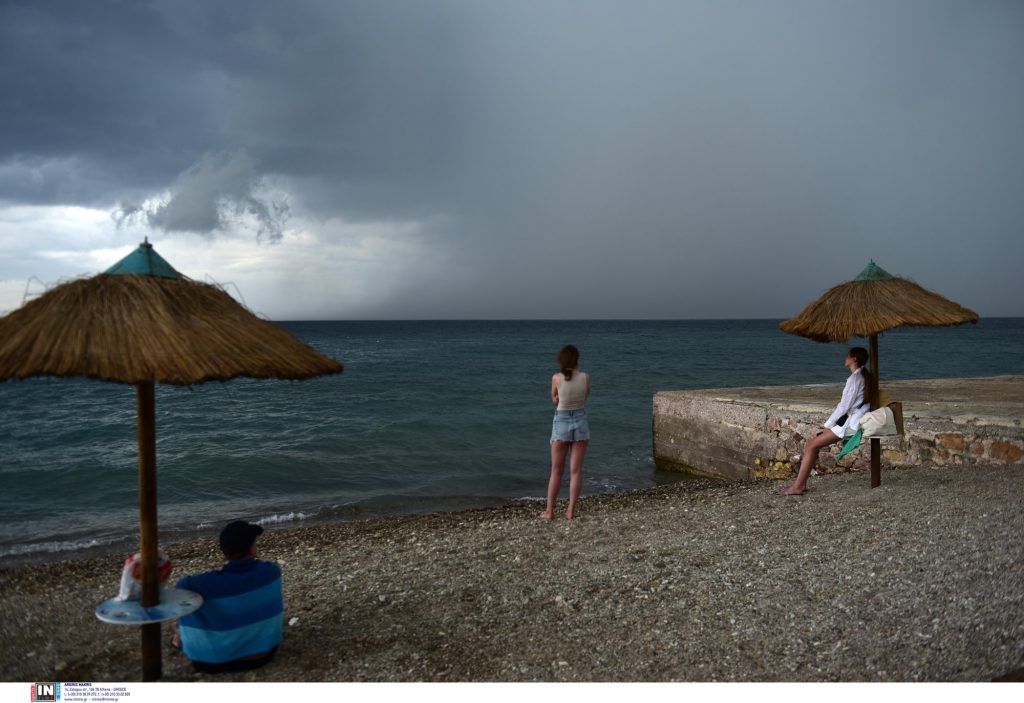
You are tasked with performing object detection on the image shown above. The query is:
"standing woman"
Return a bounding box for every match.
[541,345,591,520]
[780,347,872,496]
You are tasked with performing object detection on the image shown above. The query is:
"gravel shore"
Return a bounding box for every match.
[1,463,1022,682]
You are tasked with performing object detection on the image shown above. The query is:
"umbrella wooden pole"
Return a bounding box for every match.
[136,380,162,681]
[869,334,881,488]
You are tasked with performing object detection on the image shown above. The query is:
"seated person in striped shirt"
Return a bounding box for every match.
[172,520,283,673]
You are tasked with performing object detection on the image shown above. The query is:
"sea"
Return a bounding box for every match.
[2,318,1022,565]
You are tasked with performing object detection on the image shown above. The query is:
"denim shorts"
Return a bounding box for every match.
[551,409,590,443]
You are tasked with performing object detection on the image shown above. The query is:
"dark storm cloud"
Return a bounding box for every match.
[0,0,471,216]
[1,0,1022,317]
[0,1,223,202]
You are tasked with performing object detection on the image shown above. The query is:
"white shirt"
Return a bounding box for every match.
[824,368,869,436]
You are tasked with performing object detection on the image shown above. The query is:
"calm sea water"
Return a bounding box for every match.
[2,318,1022,563]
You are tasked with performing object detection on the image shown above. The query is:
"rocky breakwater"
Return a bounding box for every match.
[653,375,1024,481]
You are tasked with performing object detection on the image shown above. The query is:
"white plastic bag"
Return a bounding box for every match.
[860,406,898,437]
[115,549,173,601]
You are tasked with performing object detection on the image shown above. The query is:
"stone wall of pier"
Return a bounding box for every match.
[653,376,1024,480]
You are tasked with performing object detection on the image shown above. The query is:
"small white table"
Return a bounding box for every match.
[95,587,203,625]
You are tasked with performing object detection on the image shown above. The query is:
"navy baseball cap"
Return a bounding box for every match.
[219,520,264,554]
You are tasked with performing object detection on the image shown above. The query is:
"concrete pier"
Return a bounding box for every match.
[653,375,1024,480]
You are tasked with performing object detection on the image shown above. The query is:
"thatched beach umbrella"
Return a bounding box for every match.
[0,239,342,680]
[780,260,978,487]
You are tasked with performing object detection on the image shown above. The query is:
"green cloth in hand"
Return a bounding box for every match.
[836,428,863,459]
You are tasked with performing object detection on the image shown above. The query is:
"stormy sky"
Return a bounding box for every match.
[1,0,1022,320]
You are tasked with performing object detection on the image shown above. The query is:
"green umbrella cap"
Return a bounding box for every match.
[854,260,894,281]
[105,238,184,279]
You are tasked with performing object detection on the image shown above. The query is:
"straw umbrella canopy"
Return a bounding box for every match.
[0,239,342,679]
[780,260,978,487]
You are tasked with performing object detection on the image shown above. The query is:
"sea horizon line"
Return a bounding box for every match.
[273,316,1022,324]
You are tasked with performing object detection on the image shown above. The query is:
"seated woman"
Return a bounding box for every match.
[780,347,872,496]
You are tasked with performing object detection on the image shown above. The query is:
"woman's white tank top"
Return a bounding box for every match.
[557,371,588,411]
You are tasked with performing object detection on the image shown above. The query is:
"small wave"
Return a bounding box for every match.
[254,511,315,526]
[0,537,105,558]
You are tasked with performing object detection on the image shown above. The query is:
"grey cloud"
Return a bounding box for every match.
[1,0,468,216]
[0,1,228,204]
[114,151,289,242]
[2,0,1023,316]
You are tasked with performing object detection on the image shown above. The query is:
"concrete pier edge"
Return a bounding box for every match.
[653,375,1024,481]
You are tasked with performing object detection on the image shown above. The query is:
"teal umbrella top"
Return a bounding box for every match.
[854,260,894,282]
[105,238,184,279]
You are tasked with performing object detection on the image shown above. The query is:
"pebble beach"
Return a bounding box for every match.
[1,463,1022,682]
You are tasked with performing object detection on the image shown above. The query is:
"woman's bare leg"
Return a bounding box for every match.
[780,431,840,495]
[541,441,570,519]
[566,440,588,519]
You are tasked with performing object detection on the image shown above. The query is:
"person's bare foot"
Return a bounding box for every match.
[566,508,576,520]
[539,511,554,521]
[171,631,182,650]
[778,484,806,496]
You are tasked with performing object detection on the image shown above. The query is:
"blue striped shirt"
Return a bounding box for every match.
[176,559,283,665]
